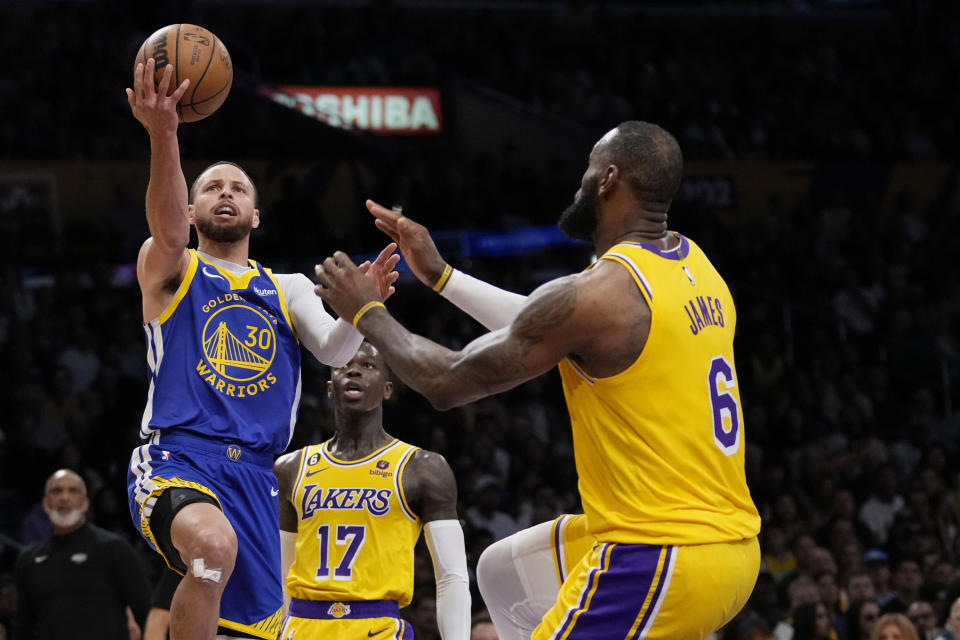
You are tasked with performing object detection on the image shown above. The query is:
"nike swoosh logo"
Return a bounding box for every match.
[305,467,330,476]
[202,267,226,281]
[368,628,390,637]
[270,487,280,496]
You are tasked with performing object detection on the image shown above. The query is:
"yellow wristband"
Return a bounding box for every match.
[432,263,453,293]
[352,301,386,327]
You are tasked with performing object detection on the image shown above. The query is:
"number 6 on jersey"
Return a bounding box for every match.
[708,356,741,455]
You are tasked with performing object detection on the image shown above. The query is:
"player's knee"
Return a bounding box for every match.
[182,528,237,583]
[477,537,510,596]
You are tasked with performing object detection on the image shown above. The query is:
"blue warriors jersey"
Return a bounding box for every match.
[558,236,760,545]
[141,250,301,455]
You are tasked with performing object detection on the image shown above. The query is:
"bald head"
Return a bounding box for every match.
[43,469,88,533]
[596,121,683,207]
[45,469,86,496]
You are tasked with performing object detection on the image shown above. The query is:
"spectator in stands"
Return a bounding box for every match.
[847,600,881,640]
[906,600,940,640]
[934,598,960,640]
[791,602,835,640]
[774,575,821,640]
[880,559,925,614]
[871,613,919,640]
[845,567,878,605]
[865,550,895,602]
[860,465,906,547]
[764,526,798,583]
[12,469,149,640]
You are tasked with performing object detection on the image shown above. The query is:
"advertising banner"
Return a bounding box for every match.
[261,86,442,135]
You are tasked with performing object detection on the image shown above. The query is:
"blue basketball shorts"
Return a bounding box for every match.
[127,433,285,639]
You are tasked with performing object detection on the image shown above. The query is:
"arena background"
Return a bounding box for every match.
[1,1,959,638]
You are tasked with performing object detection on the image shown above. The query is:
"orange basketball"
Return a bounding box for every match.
[134,24,232,123]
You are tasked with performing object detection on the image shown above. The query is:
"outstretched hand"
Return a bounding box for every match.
[125,58,189,136]
[356,242,401,301]
[315,252,383,325]
[366,200,448,290]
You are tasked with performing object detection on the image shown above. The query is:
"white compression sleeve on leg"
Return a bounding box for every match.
[424,520,471,640]
[440,269,527,331]
[476,520,562,640]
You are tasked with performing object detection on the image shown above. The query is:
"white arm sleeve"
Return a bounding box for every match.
[274,273,364,367]
[424,519,471,640]
[279,530,297,615]
[439,269,527,331]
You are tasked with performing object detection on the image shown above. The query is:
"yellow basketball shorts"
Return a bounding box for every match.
[533,536,760,640]
[550,514,594,585]
[279,599,412,640]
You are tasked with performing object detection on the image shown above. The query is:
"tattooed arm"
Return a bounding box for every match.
[404,450,470,639]
[314,251,648,410]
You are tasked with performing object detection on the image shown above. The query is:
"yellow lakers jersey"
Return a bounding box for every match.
[558,236,760,545]
[286,439,422,606]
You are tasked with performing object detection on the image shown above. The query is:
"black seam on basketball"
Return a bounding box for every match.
[181,79,231,110]
[190,32,217,105]
[175,24,182,91]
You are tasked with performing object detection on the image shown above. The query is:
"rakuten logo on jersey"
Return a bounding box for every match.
[263,86,442,135]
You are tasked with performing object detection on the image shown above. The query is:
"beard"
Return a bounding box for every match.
[45,506,85,529]
[195,215,254,244]
[558,186,598,243]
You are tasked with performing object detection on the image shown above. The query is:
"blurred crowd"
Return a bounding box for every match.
[0,179,957,639]
[0,1,958,164]
[1,1,959,639]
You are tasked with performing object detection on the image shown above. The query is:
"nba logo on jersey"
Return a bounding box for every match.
[327,602,351,618]
[162,450,170,460]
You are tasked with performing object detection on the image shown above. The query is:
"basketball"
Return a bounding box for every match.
[134,24,232,123]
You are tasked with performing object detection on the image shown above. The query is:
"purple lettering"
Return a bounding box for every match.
[319,488,343,509]
[301,485,319,519]
[686,305,700,335]
[369,489,392,517]
[691,302,706,331]
[357,488,377,510]
[697,297,714,327]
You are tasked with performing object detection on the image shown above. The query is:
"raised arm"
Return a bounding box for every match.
[366,200,526,330]
[126,58,192,321]
[314,251,633,411]
[403,450,470,640]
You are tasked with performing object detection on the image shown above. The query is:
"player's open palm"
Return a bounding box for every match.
[125,58,189,137]
[356,243,401,302]
[365,200,447,288]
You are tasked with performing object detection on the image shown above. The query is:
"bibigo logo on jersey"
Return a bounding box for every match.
[195,294,279,398]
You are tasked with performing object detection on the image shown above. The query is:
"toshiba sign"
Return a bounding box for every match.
[261,86,442,134]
